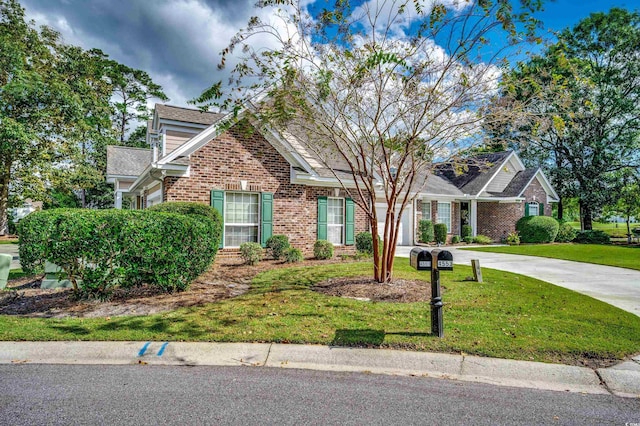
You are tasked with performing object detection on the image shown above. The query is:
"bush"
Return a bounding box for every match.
[355,232,377,254]
[147,202,222,249]
[473,235,493,244]
[434,223,448,244]
[505,231,520,245]
[240,242,263,265]
[284,247,303,263]
[7,209,17,235]
[18,208,220,297]
[574,230,611,244]
[463,236,474,244]
[265,235,290,260]
[461,225,473,239]
[451,235,461,244]
[516,216,559,243]
[418,220,434,243]
[314,240,334,260]
[555,222,577,243]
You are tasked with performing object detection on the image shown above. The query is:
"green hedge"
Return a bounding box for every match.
[461,225,472,239]
[516,216,559,243]
[574,230,610,244]
[314,240,334,260]
[555,222,577,243]
[434,223,448,244]
[18,208,221,297]
[418,220,434,243]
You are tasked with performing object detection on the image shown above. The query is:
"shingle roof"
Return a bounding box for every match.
[434,151,512,195]
[156,104,223,126]
[106,146,151,177]
[489,168,538,197]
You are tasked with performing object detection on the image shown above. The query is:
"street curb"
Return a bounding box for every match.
[2,341,637,398]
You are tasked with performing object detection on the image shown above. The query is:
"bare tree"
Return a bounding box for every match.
[197,0,543,282]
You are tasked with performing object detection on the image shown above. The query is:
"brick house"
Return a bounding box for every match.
[107,105,559,255]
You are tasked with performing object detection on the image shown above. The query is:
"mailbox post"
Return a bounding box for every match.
[409,248,452,338]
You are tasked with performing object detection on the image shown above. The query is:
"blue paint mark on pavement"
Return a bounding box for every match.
[157,342,169,357]
[138,342,151,357]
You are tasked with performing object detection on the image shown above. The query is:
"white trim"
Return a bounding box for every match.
[158,120,209,131]
[327,197,345,245]
[223,191,261,248]
[517,169,560,202]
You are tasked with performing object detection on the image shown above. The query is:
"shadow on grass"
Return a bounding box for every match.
[331,329,435,346]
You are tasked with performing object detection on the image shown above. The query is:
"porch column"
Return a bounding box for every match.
[470,199,477,237]
[114,191,123,209]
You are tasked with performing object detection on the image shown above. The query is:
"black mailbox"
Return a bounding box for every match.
[431,249,453,271]
[409,248,432,270]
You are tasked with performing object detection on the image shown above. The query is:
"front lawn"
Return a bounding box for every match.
[462,243,640,271]
[566,221,638,238]
[1,260,639,366]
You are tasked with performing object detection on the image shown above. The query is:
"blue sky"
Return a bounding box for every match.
[19,0,638,108]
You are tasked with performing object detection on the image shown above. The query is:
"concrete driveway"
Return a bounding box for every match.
[395,245,640,317]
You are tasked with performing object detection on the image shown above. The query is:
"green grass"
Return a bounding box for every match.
[567,221,640,238]
[462,243,640,271]
[0,241,17,245]
[8,269,26,280]
[1,260,639,365]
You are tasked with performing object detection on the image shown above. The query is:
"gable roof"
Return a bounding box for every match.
[106,146,151,177]
[155,104,223,126]
[434,151,514,195]
[490,168,538,197]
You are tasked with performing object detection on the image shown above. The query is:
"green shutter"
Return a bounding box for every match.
[260,192,273,247]
[524,203,530,217]
[211,190,225,248]
[317,196,327,241]
[539,203,544,216]
[345,198,355,245]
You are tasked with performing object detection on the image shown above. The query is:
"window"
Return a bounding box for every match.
[422,201,432,221]
[437,202,451,233]
[327,198,344,244]
[224,192,259,247]
[527,202,539,216]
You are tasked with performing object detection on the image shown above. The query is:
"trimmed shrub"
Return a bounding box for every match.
[434,223,448,244]
[451,235,461,244]
[574,230,611,244]
[240,242,263,265]
[555,222,577,243]
[418,220,434,243]
[265,235,290,260]
[314,240,334,260]
[18,208,220,297]
[284,247,303,263]
[516,216,559,243]
[18,209,60,275]
[473,235,493,244]
[461,225,473,239]
[463,236,474,244]
[355,232,374,254]
[505,231,520,245]
[147,201,222,252]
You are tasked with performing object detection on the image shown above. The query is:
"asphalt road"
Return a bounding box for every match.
[1,365,638,425]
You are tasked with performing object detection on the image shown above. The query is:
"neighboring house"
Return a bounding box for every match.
[106,104,559,256]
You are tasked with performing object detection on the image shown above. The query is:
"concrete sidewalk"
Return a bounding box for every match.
[1,341,639,398]
[395,246,640,317]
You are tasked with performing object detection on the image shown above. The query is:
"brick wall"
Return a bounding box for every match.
[477,202,523,241]
[477,177,553,241]
[163,122,367,257]
[522,177,552,216]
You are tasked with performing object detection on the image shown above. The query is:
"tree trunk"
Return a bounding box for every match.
[557,199,563,221]
[626,215,631,244]
[0,168,10,236]
[580,199,593,230]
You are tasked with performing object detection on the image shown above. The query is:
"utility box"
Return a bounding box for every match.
[409,248,432,270]
[0,253,11,290]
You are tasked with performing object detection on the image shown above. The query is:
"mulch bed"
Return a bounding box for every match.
[1,257,422,318]
[313,277,431,303]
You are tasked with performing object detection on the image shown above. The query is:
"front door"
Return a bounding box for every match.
[460,202,470,232]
